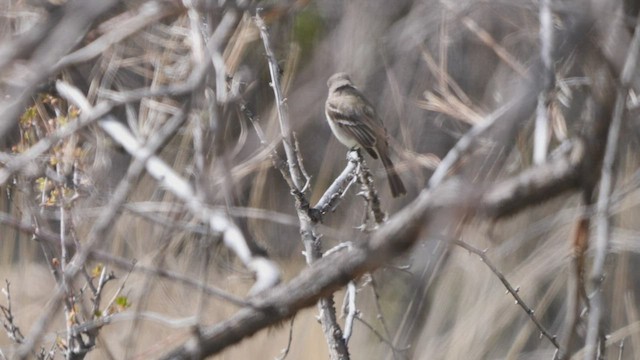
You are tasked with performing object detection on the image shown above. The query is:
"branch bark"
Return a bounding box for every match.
[160,139,588,359]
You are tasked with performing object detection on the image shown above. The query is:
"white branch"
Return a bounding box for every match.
[56,81,280,295]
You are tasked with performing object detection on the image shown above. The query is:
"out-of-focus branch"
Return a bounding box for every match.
[0,281,25,345]
[15,78,197,359]
[481,139,585,219]
[57,82,280,295]
[0,101,111,187]
[533,0,554,164]
[55,1,180,68]
[584,13,640,360]
[583,86,623,360]
[0,0,120,142]
[427,99,518,188]
[0,211,248,307]
[0,8,240,188]
[444,4,528,78]
[159,133,590,359]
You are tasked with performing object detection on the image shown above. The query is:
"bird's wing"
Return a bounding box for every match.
[326,88,387,155]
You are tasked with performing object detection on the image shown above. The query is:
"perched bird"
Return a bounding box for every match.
[325,72,406,197]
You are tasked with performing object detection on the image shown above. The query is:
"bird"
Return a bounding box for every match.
[325,72,406,197]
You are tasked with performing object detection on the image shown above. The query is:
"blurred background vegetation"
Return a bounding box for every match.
[1,0,640,359]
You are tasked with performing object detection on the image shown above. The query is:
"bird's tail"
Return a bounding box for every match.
[380,152,406,198]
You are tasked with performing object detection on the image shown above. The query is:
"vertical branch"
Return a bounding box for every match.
[342,282,357,344]
[254,13,304,191]
[583,92,622,359]
[354,151,386,226]
[1,281,25,345]
[255,12,350,360]
[534,0,554,164]
[584,14,640,358]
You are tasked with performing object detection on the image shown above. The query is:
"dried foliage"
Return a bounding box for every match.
[1,0,640,359]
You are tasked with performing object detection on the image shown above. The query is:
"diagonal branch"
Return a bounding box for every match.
[159,133,588,359]
[452,240,559,349]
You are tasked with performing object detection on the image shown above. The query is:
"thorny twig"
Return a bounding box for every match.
[1,281,25,344]
[354,151,386,227]
[353,316,410,354]
[452,240,560,349]
[255,11,349,359]
[0,212,249,307]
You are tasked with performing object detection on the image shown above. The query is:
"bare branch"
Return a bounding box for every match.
[57,82,280,295]
[0,0,120,141]
[342,282,357,344]
[533,0,554,164]
[452,240,560,349]
[313,151,359,219]
[55,2,180,68]
[1,281,25,345]
[584,13,640,358]
[159,141,588,358]
[255,12,304,191]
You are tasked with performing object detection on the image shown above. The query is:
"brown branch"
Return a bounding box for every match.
[480,138,585,219]
[159,139,588,359]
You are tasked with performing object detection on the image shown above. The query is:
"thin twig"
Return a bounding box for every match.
[293,133,313,192]
[255,12,304,191]
[55,2,179,68]
[369,276,394,349]
[452,240,560,349]
[427,100,514,188]
[275,316,295,360]
[0,212,249,307]
[58,82,280,295]
[353,316,409,354]
[1,281,25,344]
